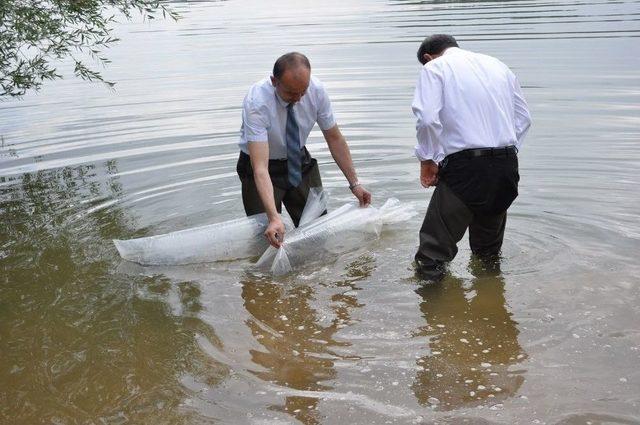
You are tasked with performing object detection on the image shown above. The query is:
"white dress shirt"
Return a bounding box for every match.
[239,76,336,159]
[412,47,532,163]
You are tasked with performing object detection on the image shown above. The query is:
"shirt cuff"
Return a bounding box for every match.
[414,145,441,163]
[245,131,268,142]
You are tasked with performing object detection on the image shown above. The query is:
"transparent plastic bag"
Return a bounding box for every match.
[113,187,417,271]
[298,187,327,226]
[377,197,420,224]
[112,187,327,266]
[114,213,294,265]
[256,197,418,275]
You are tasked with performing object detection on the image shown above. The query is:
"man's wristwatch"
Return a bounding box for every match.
[348,181,361,191]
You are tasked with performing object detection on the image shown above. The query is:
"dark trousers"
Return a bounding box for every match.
[236,149,323,227]
[415,148,519,280]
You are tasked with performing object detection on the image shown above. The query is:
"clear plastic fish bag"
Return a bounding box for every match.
[113,188,328,266]
[256,196,418,275]
[114,213,295,265]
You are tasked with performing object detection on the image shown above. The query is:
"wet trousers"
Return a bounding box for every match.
[415,148,519,280]
[236,148,323,227]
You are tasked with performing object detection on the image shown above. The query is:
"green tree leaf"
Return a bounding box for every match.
[0,0,179,99]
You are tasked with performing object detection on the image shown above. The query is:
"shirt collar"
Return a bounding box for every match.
[443,47,462,56]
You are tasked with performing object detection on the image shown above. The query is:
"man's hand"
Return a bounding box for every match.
[265,216,285,248]
[420,160,439,188]
[351,185,372,207]
[248,142,285,248]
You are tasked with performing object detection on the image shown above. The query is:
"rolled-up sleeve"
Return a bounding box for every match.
[242,95,269,142]
[315,83,336,130]
[412,66,444,162]
[512,75,532,149]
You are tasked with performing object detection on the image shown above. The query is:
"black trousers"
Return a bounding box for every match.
[236,148,323,227]
[415,148,519,279]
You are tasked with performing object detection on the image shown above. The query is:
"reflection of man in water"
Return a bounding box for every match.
[236,52,371,249]
[241,268,366,424]
[411,34,532,280]
[412,261,526,410]
[242,279,331,424]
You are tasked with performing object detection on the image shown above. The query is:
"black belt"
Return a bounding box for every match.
[446,145,517,161]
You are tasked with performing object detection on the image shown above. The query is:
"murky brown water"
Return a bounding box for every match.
[2,0,640,423]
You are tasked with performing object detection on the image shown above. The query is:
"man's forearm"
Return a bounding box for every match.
[327,137,358,185]
[253,169,280,221]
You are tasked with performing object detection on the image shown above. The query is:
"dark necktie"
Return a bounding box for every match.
[286,103,302,187]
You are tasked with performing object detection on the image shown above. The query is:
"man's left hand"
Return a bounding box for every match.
[351,185,372,207]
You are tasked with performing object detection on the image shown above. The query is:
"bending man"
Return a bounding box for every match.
[237,52,371,248]
[411,34,532,280]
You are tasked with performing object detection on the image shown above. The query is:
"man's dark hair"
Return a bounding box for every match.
[417,34,459,65]
[273,52,311,79]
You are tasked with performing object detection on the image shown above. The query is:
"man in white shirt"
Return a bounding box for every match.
[237,52,371,248]
[411,34,532,281]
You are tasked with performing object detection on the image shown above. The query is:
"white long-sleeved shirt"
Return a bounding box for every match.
[412,47,532,163]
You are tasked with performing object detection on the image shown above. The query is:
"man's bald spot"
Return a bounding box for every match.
[281,65,310,87]
[272,52,311,79]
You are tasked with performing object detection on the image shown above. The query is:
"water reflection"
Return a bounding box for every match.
[386,0,640,42]
[241,255,373,424]
[0,164,226,423]
[412,259,526,410]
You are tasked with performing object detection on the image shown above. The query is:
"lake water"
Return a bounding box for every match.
[2,0,640,423]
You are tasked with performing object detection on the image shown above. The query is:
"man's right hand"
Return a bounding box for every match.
[420,160,439,188]
[248,142,285,248]
[265,217,285,248]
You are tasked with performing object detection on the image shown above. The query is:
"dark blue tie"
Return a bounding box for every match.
[286,103,302,188]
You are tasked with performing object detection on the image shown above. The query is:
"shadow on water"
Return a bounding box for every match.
[412,258,527,411]
[240,255,374,425]
[0,163,225,424]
